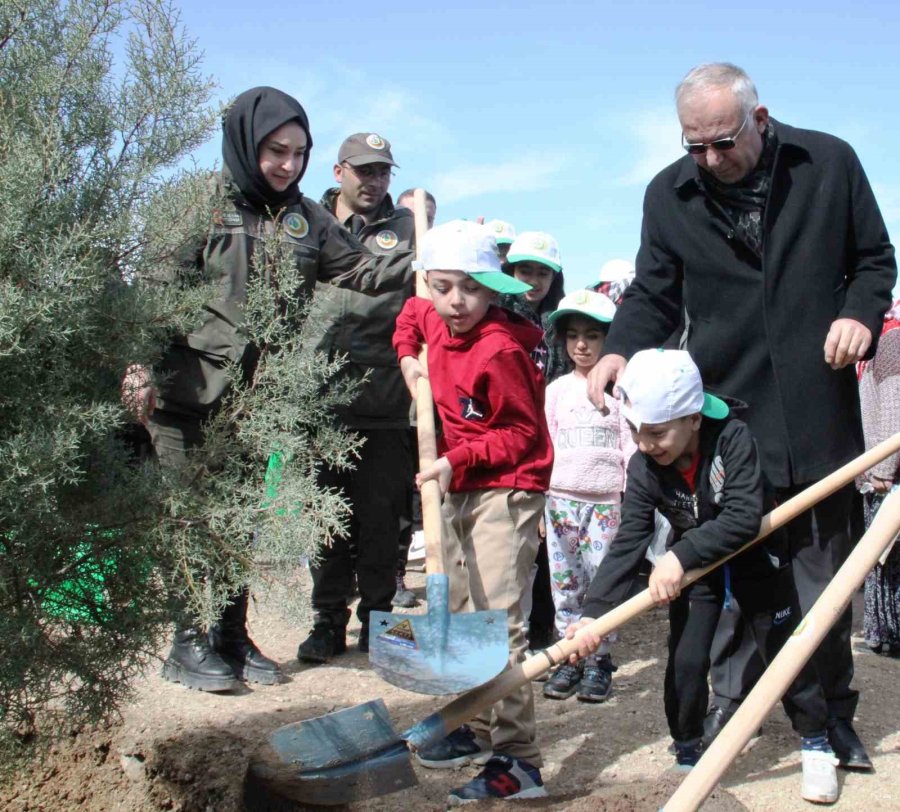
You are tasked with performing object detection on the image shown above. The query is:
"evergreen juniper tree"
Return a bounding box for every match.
[0,0,359,762]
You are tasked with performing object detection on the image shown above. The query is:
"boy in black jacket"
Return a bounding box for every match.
[567,349,839,805]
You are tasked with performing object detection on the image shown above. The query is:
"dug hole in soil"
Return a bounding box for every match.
[3,569,899,811]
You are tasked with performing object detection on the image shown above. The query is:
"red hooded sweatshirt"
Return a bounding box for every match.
[394,299,553,493]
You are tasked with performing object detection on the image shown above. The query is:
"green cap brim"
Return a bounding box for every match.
[495,237,515,245]
[506,253,562,273]
[701,393,730,420]
[546,307,613,326]
[468,271,532,295]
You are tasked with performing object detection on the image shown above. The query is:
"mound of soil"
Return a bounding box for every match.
[3,573,898,811]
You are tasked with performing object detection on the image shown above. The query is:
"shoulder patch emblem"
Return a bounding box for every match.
[213,209,242,227]
[283,212,309,239]
[709,455,725,504]
[365,133,386,149]
[375,229,398,250]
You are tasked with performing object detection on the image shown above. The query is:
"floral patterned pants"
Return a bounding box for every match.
[544,495,621,639]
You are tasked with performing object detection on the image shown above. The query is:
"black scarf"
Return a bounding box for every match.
[700,122,777,258]
[221,86,313,212]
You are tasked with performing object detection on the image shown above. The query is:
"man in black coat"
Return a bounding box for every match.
[587,62,896,769]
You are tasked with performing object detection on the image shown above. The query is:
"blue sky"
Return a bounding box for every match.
[179,0,900,294]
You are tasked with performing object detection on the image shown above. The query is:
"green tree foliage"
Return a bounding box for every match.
[0,0,359,761]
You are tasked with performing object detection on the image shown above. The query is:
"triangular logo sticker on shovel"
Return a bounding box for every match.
[380,619,418,650]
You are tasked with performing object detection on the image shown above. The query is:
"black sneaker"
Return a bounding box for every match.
[576,653,616,703]
[543,660,583,700]
[673,738,704,772]
[415,725,492,769]
[297,624,346,664]
[447,755,547,805]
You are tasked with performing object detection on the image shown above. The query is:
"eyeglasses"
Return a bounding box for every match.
[681,110,753,155]
[341,162,395,181]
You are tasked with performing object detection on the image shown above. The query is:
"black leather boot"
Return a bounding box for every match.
[162,627,240,692]
[209,589,280,685]
[297,610,349,664]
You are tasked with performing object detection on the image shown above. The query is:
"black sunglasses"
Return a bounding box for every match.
[682,111,753,155]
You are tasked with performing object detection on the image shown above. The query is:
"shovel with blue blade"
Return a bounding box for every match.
[367,190,509,695]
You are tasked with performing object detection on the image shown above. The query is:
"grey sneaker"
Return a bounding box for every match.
[801,749,839,804]
[577,653,616,702]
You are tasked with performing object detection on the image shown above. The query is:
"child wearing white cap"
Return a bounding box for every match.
[501,230,569,383]
[540,290,636,704]
[484,219,516,263]
[563,349,840,804]
[592,258,635,307]
[501,230,570,661]
[393,220,552,804]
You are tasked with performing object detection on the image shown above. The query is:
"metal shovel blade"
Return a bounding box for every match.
[369,573,509,695]
[247,699,417,806]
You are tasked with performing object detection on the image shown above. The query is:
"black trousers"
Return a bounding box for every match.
[710,484,860,721]
[310,429,412,628]
[528,539,556,648]
[666,564,828,743]
[396,429,419,576]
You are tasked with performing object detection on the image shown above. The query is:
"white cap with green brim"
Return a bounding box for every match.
[547,289,616,326]
[598,258,635,282]
[617,348,730,431]
[506,231,562,272]
[485,219,517,245]
[415,219,533,295]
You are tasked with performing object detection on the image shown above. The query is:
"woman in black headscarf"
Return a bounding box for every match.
[123,87,412,692]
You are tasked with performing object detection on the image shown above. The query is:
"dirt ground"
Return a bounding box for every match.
[3,569,899,812]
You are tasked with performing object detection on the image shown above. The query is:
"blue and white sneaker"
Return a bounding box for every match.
[448,755,548,805]
[415,725,493,769]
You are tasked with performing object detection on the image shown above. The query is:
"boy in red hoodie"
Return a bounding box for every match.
[393,220,553,806]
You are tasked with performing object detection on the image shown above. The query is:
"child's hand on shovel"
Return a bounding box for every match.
[416,456,453,496]
[564,617,609,662]
[648,551,685,606]
[400,356,428,399]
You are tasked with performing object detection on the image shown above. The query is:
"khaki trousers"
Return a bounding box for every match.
[442,488,544,765]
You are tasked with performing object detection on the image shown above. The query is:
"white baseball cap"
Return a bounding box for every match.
[547,288,616,326]
[415,220,531,295]
[598,259,635,283]
[618,349,729,430]
[506,231,562,272]
[484,219,517,245]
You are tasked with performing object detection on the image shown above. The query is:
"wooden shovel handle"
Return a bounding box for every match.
[429,432,900,734]
[411,189,444,576]
[663,484,900,812]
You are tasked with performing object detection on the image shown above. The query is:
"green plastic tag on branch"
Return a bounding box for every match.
[263,450,303,516]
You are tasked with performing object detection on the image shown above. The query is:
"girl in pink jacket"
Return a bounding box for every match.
[541,289,636,703]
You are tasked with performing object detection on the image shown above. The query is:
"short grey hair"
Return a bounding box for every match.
[675,63,759,117]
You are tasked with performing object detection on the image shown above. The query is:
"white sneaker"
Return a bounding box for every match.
[801,749,839,804]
